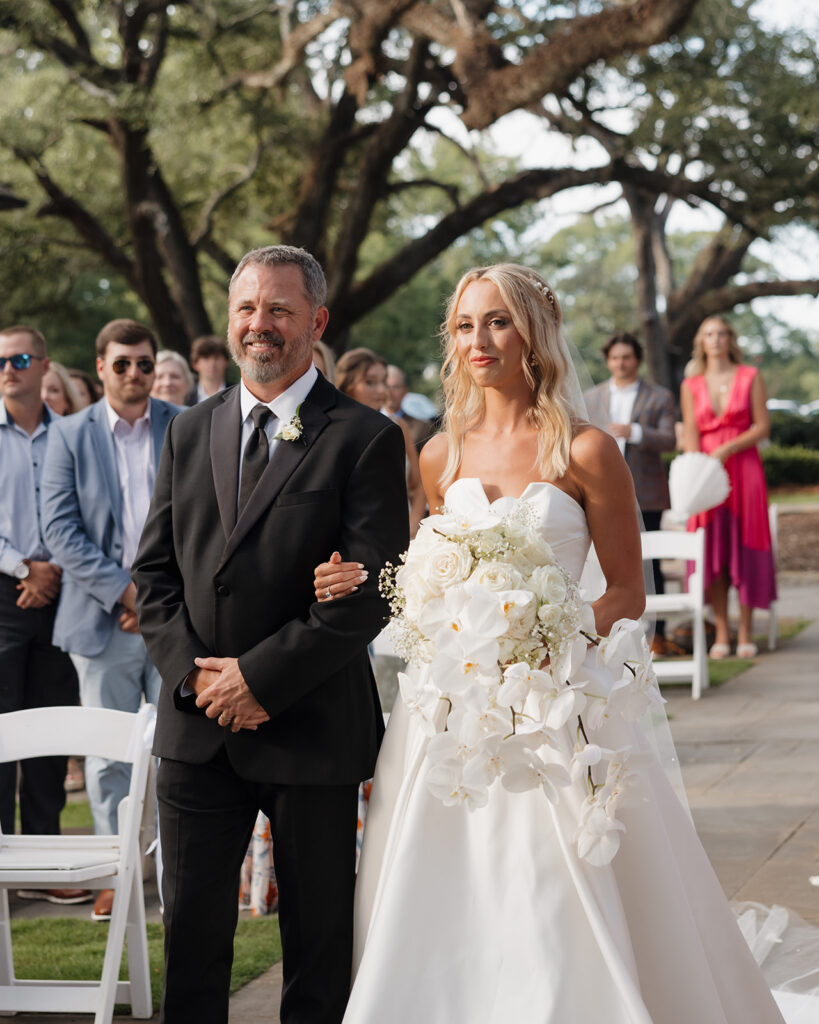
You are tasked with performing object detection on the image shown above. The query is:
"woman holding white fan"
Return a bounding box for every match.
[680,316,777,659]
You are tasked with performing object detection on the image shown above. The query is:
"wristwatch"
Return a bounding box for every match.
[12,560,30,580]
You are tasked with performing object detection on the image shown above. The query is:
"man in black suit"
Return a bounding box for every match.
[133,245,408,1024]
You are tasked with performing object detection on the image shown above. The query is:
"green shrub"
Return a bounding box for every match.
[769,412,819,449]
[761,445,819,487]
[663,445,819,487]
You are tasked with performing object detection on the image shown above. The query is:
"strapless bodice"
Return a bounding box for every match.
[443,477,591,581]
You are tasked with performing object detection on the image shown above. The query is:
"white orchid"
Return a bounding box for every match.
[539,682,586,730]
[398,671,441,735]
[426,759,489,810]
[596,618,645,676]
[575,796,627,866]
[497,662,551,708]
[502,751,571,804]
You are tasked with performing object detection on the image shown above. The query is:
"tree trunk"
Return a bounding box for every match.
[623,184,672,389]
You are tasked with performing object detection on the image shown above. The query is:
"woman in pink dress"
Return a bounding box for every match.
[681,316,776,658]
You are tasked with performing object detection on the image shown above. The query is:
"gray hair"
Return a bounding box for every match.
[156,349,194,391]
[229,245,327,309]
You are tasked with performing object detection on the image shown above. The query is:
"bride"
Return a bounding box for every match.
[315,264,786,1023]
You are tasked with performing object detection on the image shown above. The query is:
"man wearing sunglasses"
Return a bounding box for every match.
[41,318,180,921]
[0,325,90,904]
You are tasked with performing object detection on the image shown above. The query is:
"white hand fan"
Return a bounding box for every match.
[667,452,731,522]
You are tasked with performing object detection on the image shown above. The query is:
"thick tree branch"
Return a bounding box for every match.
[11,146,136,285]
[330,163,620,337]
[286,89,361,261]
[46,0,93,58]
[402,0,700,130]
[328,40,435,306]
[385,177,461,206]
[191,145,264,247]
[224,7,340,91]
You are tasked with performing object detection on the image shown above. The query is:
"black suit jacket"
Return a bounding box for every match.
[132,374,409,785]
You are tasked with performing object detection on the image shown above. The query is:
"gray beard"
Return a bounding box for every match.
[229,329,312,384]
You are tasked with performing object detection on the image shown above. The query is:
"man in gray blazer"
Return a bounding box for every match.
[584,333,677,653]
[41,318,179,920]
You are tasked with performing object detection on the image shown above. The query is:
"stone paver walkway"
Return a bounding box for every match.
[8,577,818,1022]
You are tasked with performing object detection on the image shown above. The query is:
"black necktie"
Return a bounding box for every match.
[238,404,272,514]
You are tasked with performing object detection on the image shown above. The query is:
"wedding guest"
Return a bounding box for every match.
[681,316,776,658]
[312,339,337,383]
[152,350,194,408]
[383,365,408,419]
[336,348,426,537]
[41,318,179,921]
[187,335,230,404]
[0,325,90,905]
[583,333,677,654]
[41,361,83,417]
[68,369,100,408]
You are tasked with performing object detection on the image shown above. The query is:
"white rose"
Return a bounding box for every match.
[421,539,473,592]
[537,603,563,627]
[471,560,523,592]
[529,565,567,605]
[280,420,301,441]
[402,574,437,622]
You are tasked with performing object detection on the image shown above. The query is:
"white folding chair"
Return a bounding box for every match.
[767,503,779,651]
[0,704,156,1023]
[642,528,708,699]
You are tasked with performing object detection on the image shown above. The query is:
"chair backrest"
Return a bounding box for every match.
[0,705,154,766]
[640,529,704,562]
[0,705,155,844]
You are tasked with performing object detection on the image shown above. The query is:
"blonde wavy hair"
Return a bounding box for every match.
[688,316,743,376]
[440,264,582,489]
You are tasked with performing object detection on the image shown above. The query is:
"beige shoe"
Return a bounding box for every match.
[92,888,114,921]
[709,643,731,660]
[736,642,758,658]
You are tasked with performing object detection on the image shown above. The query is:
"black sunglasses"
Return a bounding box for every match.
[0,353,44,371]
[111,357,155,375]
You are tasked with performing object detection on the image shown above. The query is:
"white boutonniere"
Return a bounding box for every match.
[275,406,303,443]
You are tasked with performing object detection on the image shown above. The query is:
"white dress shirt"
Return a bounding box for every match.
[608,379,643,455]
[0,401,55,575]
[236,364,318,507]
[104,399,155,572]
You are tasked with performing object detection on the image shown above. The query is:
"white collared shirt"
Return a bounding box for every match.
[0,401,55,575]
[608,379,643,454]
[237,363,318,506]
[104,398,154,572]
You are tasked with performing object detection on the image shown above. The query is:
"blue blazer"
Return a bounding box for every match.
[41,397,180,657]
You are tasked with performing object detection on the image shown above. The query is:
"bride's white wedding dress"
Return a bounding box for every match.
[344,478,788,1024]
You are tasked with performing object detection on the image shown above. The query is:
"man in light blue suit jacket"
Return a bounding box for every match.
[41,318,180,918]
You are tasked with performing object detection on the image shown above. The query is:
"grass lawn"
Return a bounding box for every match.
[60,797,94,831]
[770,490,819,506]
[10,914,282,1012]
[657,617,811,689]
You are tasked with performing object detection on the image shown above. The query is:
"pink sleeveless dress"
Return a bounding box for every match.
[682,365,776,609]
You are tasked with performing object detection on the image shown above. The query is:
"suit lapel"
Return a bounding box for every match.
[149,398,172,469]
[218,375,336,569]
[630,380,649,424]
[210,387,242,541]
[89,403,123,528]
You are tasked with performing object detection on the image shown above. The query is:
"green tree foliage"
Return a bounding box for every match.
[0,0,815,386]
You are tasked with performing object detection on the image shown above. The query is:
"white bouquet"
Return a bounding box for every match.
[380,503,664,866]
